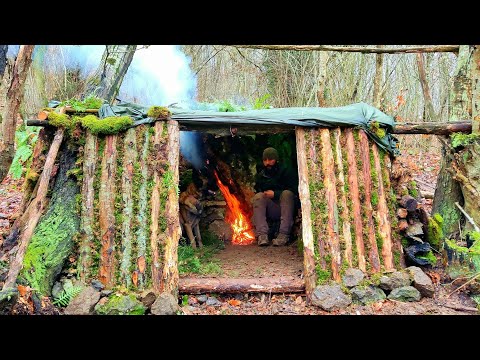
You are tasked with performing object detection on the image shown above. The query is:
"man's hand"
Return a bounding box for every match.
[264,190,274,199]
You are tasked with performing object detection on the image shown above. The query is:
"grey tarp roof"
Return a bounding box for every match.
[50,100,399,156]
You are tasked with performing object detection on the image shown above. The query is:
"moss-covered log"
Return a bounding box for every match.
[2,128,65,290]
[78,131,97,281]
[295,127,317,297]
[345,128,366,272]
[359,130,381,272]
[160,120,181,296]
[333,128,353,267]
[320,128,341,281]
[20,143,80,295]
[372,143,394,271]
[98,134,118,287]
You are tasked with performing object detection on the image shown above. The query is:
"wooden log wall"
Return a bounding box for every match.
[76,120,181,294]
[296,127,402,297]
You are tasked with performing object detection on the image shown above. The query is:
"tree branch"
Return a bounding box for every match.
[232,45,460,54]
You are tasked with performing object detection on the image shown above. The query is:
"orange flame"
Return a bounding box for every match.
[214,171,255,245]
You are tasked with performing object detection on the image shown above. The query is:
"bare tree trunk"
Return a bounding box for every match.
[473,45,480,133]
[416,53,436,120]
[0,45,34,182]
[316,52,329,106]
[235,45,460,54]
[373,46,384,108]
[85,45,137,104]
[0,45,7,79]
[432,45,472,239]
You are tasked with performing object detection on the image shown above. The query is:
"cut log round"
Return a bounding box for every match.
[397,208,408,219]
[398,219,409,231]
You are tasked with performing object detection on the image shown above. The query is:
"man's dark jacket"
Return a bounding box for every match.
[254,162,298,201]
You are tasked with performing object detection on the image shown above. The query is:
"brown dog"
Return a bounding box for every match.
[179,183,203,248]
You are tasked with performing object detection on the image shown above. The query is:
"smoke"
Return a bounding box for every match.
[180,131,205,170]
[118,45,197,107]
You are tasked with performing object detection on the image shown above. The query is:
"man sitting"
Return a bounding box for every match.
[252,147,298,247]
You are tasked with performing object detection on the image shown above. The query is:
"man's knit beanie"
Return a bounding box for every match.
[262,147,279,161]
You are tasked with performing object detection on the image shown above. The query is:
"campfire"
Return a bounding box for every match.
[213,170,255,245]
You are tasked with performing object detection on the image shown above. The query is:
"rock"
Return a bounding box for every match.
[379,271,411,292]
[206,297,222,307]
[387,286,421,302]
[405,243,432,266]
[405,223,424,237]
[94,293,146,315]
[51,281,64,299]
[342,268,365,288]
[351,286,386,305]
[310,285,352,311]
[65,286,100,315]
[140,291,157,308]
[100,290,113,297]
[208,220,232,242]
[0,288,19,314]
[91,279,105,291]
[196,294,208,304]
[151,292,180,315]
[406,266,435,298]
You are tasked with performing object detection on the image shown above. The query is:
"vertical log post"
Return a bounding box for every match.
[160,120,181,296]
[345,128,366,272]
[471,45,480,133]
[98,134,118,287]
[359,130,381,272]
[150,122,165,292]
[333,128,353,267]
[296,127,317,298]
[372,143,394,271]
[78,131,98,281]
[319,128,341,281]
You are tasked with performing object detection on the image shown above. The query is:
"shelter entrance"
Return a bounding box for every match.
[177,126,305,293]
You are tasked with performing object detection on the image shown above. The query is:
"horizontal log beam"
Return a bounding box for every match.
[178,277,305,294]
[233,45,460,54]
[26,119,473,136]
[392,121,472,135]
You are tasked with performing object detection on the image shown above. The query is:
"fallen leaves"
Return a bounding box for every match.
[228,299,242,306]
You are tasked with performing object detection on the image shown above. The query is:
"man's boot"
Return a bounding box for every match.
[257,234,269,247]
[272,233,289,246]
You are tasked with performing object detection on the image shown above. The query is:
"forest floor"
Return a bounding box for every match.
[1,148,479,315]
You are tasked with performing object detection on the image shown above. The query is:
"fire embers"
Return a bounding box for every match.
[213,171,255,245]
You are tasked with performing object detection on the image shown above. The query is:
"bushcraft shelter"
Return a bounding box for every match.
[9,101,404,300]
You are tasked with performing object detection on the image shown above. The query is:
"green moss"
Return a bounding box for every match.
[316,267,332,285]
[21,182,79,295]
[369,121,387,138]
[371,192,379,207]
[370,272,382,286]
[95,293,146,315]
[408,181,418,198]
[437,202,461,238]
[401,237,409,249]
[393,250,402,269]
[80,115,133,135]
[48,112,73,129]
[451,133,480,149]
[147,106,171,119]
[427,213,444,250]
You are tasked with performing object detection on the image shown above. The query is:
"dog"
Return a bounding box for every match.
[179,183,203,248]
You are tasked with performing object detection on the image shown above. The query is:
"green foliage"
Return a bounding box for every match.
[52,285,82,307]
[182,294,189,306]
[80,115,133,135]
[59,95,104,111]
[178,239,223,276]
[252,94,272,109]
[9,126,39,179]
[451,133,480,149]
[218,100,245,112]
[417,251,437,266]
[408,181,418,198]
[147,106,171,119]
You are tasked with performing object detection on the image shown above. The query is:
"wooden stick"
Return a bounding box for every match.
[455,202,480,232]
[2,127,65,290]
[295,127,317,297]
[446,272,480,298]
